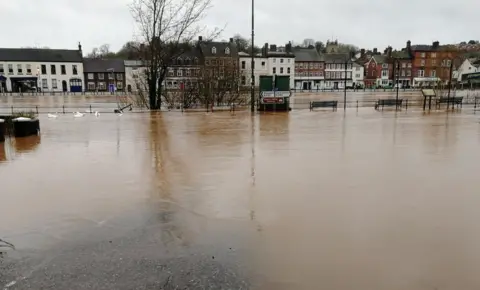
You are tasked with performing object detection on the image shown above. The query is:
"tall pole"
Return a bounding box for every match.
[447,59,453,110]
[395,59,399,110]
[344,57,347,110]
[250,0,255,113]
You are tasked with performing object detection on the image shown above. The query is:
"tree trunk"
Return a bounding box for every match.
[148,79,157,110]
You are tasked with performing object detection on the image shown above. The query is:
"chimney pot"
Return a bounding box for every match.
[198,36,203,41]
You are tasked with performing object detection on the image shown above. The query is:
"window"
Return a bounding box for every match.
[117,82,123,90]
[225,47,230,54]
[186,69,191,76]
[108,72,114,80]
[98,73,104,80]
[72,65,78,75]
[26,64,32,75]
[287,58,291,63]
[407,70,411,76]
[280,59,284,63]
[402,63,406,68]
[382,63,388,68]
[42,79,48,89]
[41,64,46,74]
[87,82,95,90]
[319,71,323,77]
[336,72,341,79]
[417,70,424,77]
[382,70,388,77]
[280,67,284,74]
[273,58,276,63]
[273,67,276,74]
[17,64,23,74]
[168,69,174,77]
[421,60,425,66]
[431,70,436,77]
[432,60,436,66]
[177,58,183,65]
[50,65,56,75]
[420,52,426,58]
[261,61,265,67]
[61,65,66,75]
[194,57,199,64]
[98,82,106,90]
[115,73,122,80]
[177,69,182,77]
[52,79,58,88]
[287,67,290,74]
[88,73,94,79]
[446,60,452,67]
[408,63,412,68]
[0,64,3,74]
[401,70,405,77]
[356,73,361,78]
[241,76,246,85]
[431,53,436,58]
[211,46,216,54]
[241,61,245,69]
[326,72,331,78]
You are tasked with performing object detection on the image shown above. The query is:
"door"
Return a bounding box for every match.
[127,84,132,92]
[62,80,67,92]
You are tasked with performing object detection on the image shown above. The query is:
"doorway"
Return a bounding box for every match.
[62,80,67,92]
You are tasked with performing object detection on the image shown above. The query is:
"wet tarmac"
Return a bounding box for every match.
[2,104,480,289]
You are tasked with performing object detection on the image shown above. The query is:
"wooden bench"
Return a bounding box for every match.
[436,97,463,109]
[310,101,338,111]
[374,99,403,110]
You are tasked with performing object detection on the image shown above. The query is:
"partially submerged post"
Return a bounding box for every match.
[0,119,5,142]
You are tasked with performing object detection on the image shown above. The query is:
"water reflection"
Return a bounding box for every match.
[13,135,41,154]
[0,142,5,162]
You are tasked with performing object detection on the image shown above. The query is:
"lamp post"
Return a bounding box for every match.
[37,67,40,94]
[250,0,255,113]
[344,56,348,110]
[395,59,400,110]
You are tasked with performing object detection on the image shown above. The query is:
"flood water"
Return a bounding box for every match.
[2,108,480,289]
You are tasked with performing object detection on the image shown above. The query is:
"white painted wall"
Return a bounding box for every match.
[124,60,146,92]
[0,61,83,92]
[239,56,269,87]
[267,56,295,89]
[456,59,478,82]
[352,63,364,85]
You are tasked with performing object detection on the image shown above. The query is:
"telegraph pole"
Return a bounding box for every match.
[250,0,255,113]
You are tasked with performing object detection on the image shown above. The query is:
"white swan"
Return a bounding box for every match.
[47,113,58,118]
[73,112,84,118]
[116,112,123,116]
[94,111,100,117]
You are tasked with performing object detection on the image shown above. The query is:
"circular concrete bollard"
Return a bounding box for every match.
[0,119,5,142]
[12,117,40,137]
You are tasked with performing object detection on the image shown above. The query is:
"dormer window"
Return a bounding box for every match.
[212,46,216,54]
[177,58,183,65]
[185,57,190,65]
[225,47,230,54]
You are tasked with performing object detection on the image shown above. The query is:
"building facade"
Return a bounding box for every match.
[83,59,125,92]
[124,60,145,92]
[408,41,456,87]
[0,44,84,93]
[455,58,480,83]
[292,48,324,90]
[352,62,364,87]
[238,52,269,87]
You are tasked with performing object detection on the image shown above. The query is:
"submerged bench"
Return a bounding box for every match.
[374,99,403,110]
[310,101,338,111]
[436,97,463,108]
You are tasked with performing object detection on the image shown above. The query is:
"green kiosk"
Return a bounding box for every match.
[258,75,291,112]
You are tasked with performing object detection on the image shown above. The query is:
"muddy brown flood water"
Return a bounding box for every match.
[2,108,480,289]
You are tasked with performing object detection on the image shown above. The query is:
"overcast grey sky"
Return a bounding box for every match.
[1,0,477,54]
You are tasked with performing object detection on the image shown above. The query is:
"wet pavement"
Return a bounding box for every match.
[2,102,480,289]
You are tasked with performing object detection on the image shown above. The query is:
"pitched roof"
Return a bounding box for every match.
[83,58,125,73]
[292,48,323,62]
[0,48,82,62]
[323,53,351,63]
[372,55,389,64]
[199,41,238,57]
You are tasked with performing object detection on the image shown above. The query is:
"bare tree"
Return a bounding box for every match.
[194,60,243,110]
[130,0,220,110]
[302,38,315,48]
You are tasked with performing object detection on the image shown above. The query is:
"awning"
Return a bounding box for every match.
[0,75,6,81]
[413,77,440,82]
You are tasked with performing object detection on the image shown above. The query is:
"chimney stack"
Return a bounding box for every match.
[406,40,411,50]
[286,41,292,53]
[387,46,392,57]
[373,48,378,54]
[229,38,233,43]
[432,41,439,48]
[198,36,203,42]
[78,42,82,52]
[360,48,365,57]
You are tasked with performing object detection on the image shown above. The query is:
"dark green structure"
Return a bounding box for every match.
[258,75,291,112]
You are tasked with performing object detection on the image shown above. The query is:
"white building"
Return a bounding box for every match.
[324,54,354,89]
[455,58,480,83]
[0,44,84,93]
[239,43,295,89]
[352,62,364,86]
[124,60,146,92]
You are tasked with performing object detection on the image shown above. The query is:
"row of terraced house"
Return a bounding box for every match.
[0,38,466,93]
